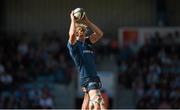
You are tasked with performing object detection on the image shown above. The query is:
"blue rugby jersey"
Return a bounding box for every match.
[67,38,98,80]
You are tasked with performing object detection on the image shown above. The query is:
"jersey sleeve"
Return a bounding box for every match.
[67,41,81,66]
[67,41,78,56]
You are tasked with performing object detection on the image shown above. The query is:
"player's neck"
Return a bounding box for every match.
[77,36,85,42]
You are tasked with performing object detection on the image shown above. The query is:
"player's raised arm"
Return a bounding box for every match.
[69,11,76,45]
[83,15,103,44]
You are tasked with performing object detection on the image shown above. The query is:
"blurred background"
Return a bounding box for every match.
[0,0,180,109]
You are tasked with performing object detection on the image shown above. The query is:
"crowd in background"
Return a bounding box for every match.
[0,31,75,108]
[117,31,180,109]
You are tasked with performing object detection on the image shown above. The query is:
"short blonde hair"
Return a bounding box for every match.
[75,23,87,33]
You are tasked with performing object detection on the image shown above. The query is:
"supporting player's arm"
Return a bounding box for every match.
[84,15,103,44]
[69,11,76,45]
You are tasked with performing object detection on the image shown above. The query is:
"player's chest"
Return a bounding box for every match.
[78,43,94,55]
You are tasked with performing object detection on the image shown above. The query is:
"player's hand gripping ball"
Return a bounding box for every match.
[73,8,86,21]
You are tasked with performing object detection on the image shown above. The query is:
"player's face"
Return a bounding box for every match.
[76,27,86,38]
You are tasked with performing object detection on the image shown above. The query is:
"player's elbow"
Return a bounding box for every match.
[98,31,103,38]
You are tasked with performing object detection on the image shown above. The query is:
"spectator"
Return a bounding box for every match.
[39,91,54,109]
